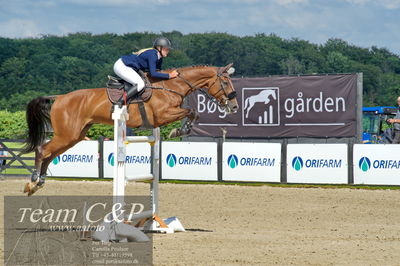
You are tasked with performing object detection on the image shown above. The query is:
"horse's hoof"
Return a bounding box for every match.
[23,182,30,193]
[168,128,181,139]
[24,182,35,194]
[23,182,43,196]
[27,184,43,196]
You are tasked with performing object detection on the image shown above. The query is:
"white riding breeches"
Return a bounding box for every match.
[113,58,145,91]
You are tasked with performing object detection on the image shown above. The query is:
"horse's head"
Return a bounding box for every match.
[207,63,239,114]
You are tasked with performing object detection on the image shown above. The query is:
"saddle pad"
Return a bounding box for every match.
[106,86,152,105]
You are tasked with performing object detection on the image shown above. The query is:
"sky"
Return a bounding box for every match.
[0,0,399,55]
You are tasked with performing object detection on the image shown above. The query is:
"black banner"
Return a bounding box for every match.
[188,74,359,138]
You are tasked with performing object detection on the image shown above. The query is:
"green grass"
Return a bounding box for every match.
[3,142,26,149]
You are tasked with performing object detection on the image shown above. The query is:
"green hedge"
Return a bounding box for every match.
[0,110,182,140]
[0,110,27,139]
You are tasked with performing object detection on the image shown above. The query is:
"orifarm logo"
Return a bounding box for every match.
[165,153,212,168]
[291,156,342,171]
[358,157,371,172]
[52,156,61,165]
[107,152,150,166]
[52,154,93,165]
[227,154,275,169]
[227,155,239,169]
[358,156,400,171]
[292,156,304,171]
[108,153,115,166]
[166,154,177,168]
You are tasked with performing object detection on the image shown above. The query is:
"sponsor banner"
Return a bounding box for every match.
[48,141,98,177]
[354,144,400,185]
[287,144,348,184]
[162,142,218,181]
[103,141,151,178]
[222,142,281,182]
[188,74,358,137]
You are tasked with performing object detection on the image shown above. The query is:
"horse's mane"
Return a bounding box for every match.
[145,64,217,83]
[164,64,216,72]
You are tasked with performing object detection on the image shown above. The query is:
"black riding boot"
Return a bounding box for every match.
[117,83,138,107]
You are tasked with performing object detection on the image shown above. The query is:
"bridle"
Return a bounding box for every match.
[176,70,237,108]
[206,72,237,101]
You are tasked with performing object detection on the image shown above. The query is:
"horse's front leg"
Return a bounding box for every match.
[166,108,199,138]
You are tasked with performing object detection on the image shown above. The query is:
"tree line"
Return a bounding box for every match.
[0,31,400,112]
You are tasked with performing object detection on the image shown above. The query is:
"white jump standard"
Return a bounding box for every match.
[112,105,171,233]
[92,105,183,242]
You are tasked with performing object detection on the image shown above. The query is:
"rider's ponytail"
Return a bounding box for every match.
[133,48,153,55]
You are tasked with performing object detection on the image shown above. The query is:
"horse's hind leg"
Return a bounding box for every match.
[24,125,91,196]
[24,135,75,195]
[28,145,50,183]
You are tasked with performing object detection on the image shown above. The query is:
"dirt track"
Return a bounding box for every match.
[1,179,400,265]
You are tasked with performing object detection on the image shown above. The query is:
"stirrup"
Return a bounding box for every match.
[118,84,140,106]
[117,97,126,108]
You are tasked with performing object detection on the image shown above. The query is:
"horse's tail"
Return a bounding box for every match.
[244,97,250,110]
[23,96,58,153]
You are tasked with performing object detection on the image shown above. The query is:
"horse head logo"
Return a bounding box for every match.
[244,89,277,119]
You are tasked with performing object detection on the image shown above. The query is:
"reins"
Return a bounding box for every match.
[145,73,215,102]
[148,83,186,98]
[144,67,236,109]
[172,73,222,106]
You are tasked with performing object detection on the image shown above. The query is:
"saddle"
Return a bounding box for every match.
[106,71,152,105]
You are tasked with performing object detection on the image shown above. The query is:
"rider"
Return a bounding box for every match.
[113,37,179,105]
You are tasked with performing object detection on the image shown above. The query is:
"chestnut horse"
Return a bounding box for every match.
[23,64,238,196]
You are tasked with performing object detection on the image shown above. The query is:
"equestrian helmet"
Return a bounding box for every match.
[153,37,172,49]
